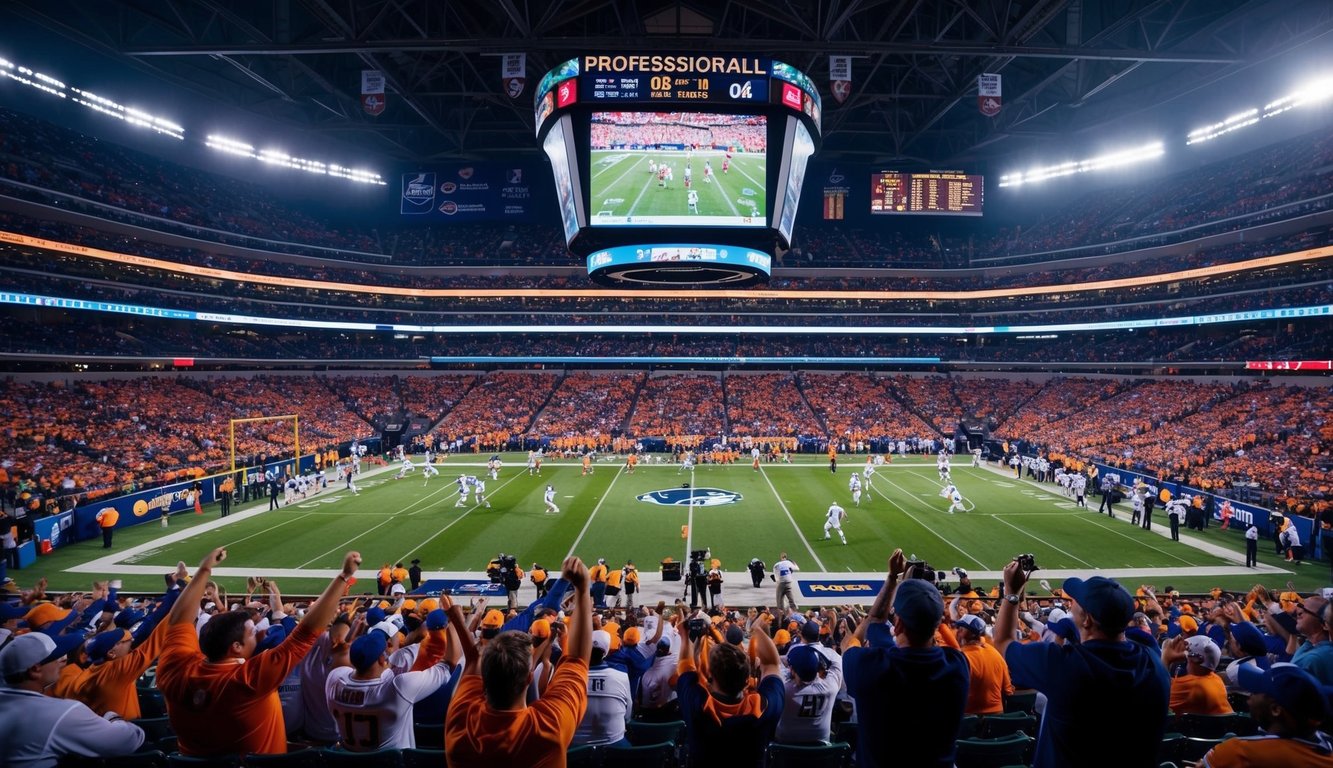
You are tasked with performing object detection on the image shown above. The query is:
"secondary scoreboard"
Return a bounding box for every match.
[534,55,822,287]
[870,171,985,216]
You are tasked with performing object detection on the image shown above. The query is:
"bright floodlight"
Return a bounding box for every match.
[207,134,385,185]
[998,141,1165,187]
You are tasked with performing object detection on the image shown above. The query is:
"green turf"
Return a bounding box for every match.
[20,454,1325,597]
[589,149,766,223]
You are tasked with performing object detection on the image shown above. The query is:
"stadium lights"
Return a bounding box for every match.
[1186,108,1260,145]
[0,57,67,99]
[0,54,184,139]
[206,134,386,185]
[998,141,1164,187]
[1189,74,1333,145]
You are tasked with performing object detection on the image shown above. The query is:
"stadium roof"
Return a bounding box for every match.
[2,0,1331,166]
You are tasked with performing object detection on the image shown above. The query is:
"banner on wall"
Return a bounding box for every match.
[978,73,1002,116]
[361,70,386,116]
[399,162,544,221]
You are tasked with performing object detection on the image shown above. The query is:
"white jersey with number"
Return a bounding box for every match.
[573,663,632,746]
[325,662,452,750]
[775,653,844,743]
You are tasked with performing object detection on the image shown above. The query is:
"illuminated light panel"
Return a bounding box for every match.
[206,134,386,185]
[1185,108,1260,145]
[998,141,1164,187]
[1263,75,1333,118]
[70,88,184,139]
[0,59,67,98]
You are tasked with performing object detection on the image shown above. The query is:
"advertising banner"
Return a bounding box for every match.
[399,162,546,222]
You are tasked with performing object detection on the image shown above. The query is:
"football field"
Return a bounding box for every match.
[30,455,1320,600]
[589,149,766,224]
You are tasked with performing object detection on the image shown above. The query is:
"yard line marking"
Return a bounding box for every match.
[878,475,989,569]
[989,515,1095,569]
[1075,514,1198,566]
[224,512,316,549]
[394,471,528,563]
[299,479,462,567]
[566,464,626,559]
[758,465,825,571]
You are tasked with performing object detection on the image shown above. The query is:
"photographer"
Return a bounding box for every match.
[748,558,766,588]
[840,549,969,768]
[688,550,710,610]
[992,557,1169,768]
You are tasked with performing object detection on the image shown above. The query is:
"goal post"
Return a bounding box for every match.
[229,414,300,474]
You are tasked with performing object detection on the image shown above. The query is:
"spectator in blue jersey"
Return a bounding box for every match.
[993,562,1170,768]
[676,611,783,768]
[840,549,969,768]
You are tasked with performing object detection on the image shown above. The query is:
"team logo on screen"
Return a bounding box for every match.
[637,487,743,507]
[439,181,458,194]
[438,201,459,215]
[401,172,436,214]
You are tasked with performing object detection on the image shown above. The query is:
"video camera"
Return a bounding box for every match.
[905,556,946,585]
[688,548,710,577]
[1014,553,1039,574]
[487,553,519,582]
[687,616,710,641]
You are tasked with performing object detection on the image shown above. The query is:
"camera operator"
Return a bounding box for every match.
[747,558,766,588]
[687,550,711,610]
[500,557,523,611]
[992,555,1169,768]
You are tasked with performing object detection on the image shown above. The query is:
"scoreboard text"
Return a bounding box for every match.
[870,171,984,216]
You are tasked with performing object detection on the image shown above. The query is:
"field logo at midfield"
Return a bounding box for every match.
[637,487,743,507]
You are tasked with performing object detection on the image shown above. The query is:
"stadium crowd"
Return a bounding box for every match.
[1,545,1331,767]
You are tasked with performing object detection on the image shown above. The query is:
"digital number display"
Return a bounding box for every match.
[585,73,768,104]
[870,172,984,216]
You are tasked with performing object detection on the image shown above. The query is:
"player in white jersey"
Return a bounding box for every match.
[474,477,490,508]
[1071,473,1088,508]
[325,630,456,750]
[396,457,415,480]
[937,452,952,483]
[454,475,471,507]
[679,450,695,473]
[544,484,560,515]
[487,456,501,480]
[1055,468,1071,497]
[822,502,847,544]
[849,473,863,506]
[703,162,713,183]
[343,463,360,495]
[526,450,537,476]
[687,188,699,214]
[941,484,966,514]
[971,447,982,467]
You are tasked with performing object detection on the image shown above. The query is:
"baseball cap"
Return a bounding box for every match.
[1062,577,1135,634]
[349,632,388,672]
[1048,618,1080,644]
[0,632,84,677]
[1177,615,1199,634]
[800,620,821,642]
[365,607,387,625]
[622,627,642,646]
[1046,608,1069,625]
[787,644,822,682]
[1229,621,1268,657]
[401,599,417,611]
[892,579,945,633]
[113,609,146,629]
[425,609,449,631]
[591,630,612,655]
[773,629,792,646]
[85,629,130,663]
[22,603,71,627]
[953,614,986,635]
[1238,663,1329,721]
[725,625,745,645]
[481,609,504,629]
[1185,635,1221,670]
[530,619,551,639]
[418,598,439,612]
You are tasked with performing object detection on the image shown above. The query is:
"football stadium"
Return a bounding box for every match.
[0,2,1331,766]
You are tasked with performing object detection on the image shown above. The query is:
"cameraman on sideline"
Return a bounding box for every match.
[993,555,1170,768]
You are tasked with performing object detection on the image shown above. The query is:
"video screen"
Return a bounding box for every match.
[777,120,814,243]
[542,120,579,243]
[588,111,767,227]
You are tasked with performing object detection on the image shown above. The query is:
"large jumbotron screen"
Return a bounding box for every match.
[588,111,767,227]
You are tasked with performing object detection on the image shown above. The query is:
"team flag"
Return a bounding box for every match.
[978,73,1002,116]
[361,70,386,116]
[502,53,526,100]
[829,55,852,104]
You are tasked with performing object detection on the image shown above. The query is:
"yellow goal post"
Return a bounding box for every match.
[229,414,300,474]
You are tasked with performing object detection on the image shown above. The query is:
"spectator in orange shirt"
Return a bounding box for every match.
[953,614,1013,715]
[1201,663,1331,767]
[445,555,592,768]
[155,547,361,756]
[1163,635,1232,715]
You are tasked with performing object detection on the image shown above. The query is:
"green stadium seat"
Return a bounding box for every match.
[979,712,1037,739]
[138,689,168,718]
[1179,736,1232,763]
[1156,733,1186,765]
[131,718,176,744]
[1002,691,1038,714]
[830,721,859,751]
[764,742,851,768]
[566,744,599,768]
[411,723,444,750]
[166,755,242,768]
[244,750,324,768]
[625,720,685,747]
[318,749,402,768]
[1177,713,1258,738]
[956,715,981,740]
[953,732,1033,768]
[603,742,677,768]
[399,749,444,768]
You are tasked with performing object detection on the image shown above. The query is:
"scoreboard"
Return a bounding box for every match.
[870,171,984,216]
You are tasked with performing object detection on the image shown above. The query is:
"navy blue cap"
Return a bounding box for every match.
[799,620,821,642]
[1239,663,1329,720]
[1229,621,1268,657]
[725,625,745,645]
[85,629,130,662]
[349,632,388,672]
[366,607,387,625]
[787,644,822,682]
[892,579,944,633]
[1062,576,1134,634]
[425,609,448,631]
[114,609,146,629]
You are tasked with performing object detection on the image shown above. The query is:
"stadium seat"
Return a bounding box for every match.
[956,715,981,740]
[566,744,599,768]
[1002,691,1038,714]
[830,721,860,751]
[1226,690,1251,713]
[953,732,1033,768]
[399,749,444,768]
[1179,737,1232,763]
[138,689,168,718]
[166,755,242,768]
[156,738,179,756]
[602,742,677,768]
[244,751,324,768]
[979,712,1037,739]
[1156,733,1186,765]
[318,749,402,768]
[625,720,685,747]
[131,718,177,744]
[411,722,444,750]
[764,742,851,768]
[1177,713,1258,738]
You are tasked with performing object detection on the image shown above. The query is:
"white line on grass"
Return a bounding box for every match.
[878,475,989,569]
[989,515,1096,568]
[757,466,826,571]
[394,470,529,563]
[1075,514,1198,567]
[683,466,697,563]
[223,512,317,549]
[566,464,626,559]
[298,480,461,567]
